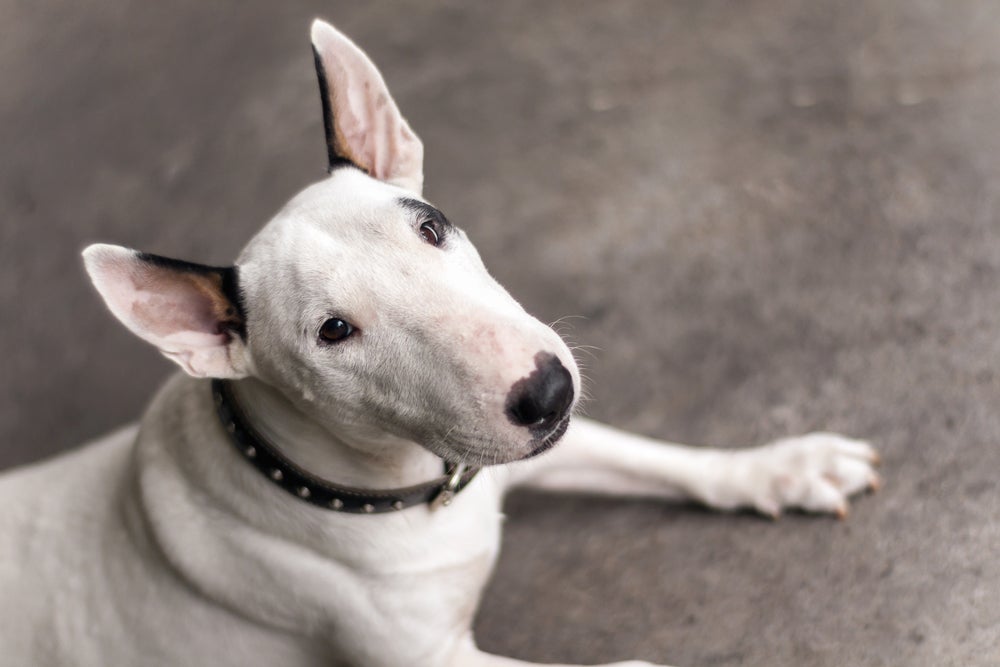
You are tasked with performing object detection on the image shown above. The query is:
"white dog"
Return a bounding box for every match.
[0,20,880,667]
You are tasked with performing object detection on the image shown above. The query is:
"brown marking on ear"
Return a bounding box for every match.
[187,271,245,338]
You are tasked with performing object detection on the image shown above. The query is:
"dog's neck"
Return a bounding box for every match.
[228,377,445,490]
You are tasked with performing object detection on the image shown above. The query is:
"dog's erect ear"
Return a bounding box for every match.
[310,19,424,194]
[82,244,250,379]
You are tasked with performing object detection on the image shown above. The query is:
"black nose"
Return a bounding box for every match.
[506,354,575,431]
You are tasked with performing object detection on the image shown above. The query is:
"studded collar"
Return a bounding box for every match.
[211,379,481,514]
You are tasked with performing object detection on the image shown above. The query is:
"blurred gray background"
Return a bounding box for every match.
[2,1,999,665]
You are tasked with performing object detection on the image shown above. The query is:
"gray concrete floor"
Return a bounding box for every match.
[2,1,999,665]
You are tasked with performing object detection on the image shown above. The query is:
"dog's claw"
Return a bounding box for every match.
[758,503,782,521]
[868,473,882,493]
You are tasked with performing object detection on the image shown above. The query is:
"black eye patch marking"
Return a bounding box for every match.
[399,198,454,247]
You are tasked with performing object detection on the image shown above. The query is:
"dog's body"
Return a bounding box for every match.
[0,21,879,667]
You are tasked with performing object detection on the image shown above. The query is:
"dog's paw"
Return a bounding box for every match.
[733,432,881,519]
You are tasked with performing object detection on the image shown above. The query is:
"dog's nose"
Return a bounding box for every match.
[506,354,574,431]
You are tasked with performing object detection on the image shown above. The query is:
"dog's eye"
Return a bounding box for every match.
[318,318,354,344]
[419,221,441,246]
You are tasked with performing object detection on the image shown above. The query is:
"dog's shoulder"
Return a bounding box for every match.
[0,422,139,514]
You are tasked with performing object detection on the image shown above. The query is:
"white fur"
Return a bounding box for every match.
[0,19,879,667]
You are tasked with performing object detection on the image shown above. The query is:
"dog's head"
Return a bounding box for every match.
[83,20,579,466]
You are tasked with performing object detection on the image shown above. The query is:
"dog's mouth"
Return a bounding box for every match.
[437,413,572,467]
[521,415,571,460]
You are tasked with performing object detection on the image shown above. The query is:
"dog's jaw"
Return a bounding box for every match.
[228,375,447,490]
[522,415,572,460]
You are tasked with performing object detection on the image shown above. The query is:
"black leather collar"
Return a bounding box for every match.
[212,379,480,514]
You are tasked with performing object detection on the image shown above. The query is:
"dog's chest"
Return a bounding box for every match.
[307,482,506,664]
[328,472,507,590]
[134,375,512,665]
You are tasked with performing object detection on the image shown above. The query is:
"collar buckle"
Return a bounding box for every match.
[430,462,468,510]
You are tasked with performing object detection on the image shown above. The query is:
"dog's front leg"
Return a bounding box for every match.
[508,418,880,518]
[445,634,673,667]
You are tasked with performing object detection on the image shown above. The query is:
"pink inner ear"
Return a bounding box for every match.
[85,244,248,380]
[128,286,231,349]
[88,249,235,352]
[335,80,418,184]
[313,20,424,192]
